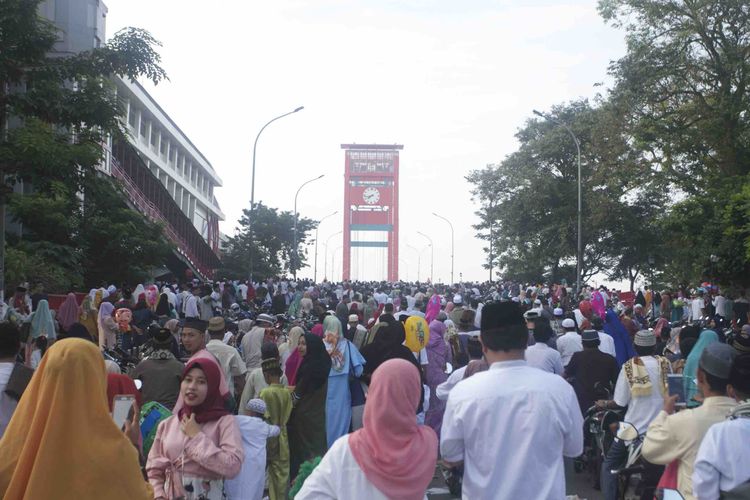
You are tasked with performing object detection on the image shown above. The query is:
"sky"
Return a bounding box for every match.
[105,0,626,283]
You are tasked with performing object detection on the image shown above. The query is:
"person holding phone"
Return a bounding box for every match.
[642,343,737,500]
[0,338,151,500]
[146,355,243,500]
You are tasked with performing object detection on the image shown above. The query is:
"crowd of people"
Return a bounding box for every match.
[0,278,749,499]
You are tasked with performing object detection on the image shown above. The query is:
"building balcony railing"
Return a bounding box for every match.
[110,139,221,280]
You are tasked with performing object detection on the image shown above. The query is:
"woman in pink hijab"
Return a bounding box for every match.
[296,358,437,499]
[57,293,80,333]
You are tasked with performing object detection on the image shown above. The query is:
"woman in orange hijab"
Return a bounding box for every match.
[0,338,152,500]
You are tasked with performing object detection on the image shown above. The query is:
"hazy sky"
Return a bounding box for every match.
[105,0,626,283]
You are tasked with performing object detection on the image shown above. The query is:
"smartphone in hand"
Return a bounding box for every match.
[112,394,135,429]
[667,374,686,407]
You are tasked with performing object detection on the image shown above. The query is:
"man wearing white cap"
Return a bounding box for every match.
[552,308,565,337]
[346,314,368,350]
[598,329,672,500]
[241,314,274,371]
[224,398,280,500]
[556,318,582,367]
[449,294,466,326]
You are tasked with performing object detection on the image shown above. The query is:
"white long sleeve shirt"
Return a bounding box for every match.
[693,417,750,500]
[296,435,429,500]
[441,360,583,500]
[525,342,564,375]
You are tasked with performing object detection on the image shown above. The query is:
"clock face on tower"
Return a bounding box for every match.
[362,187,380,205]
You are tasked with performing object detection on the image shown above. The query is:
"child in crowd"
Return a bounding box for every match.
[224,399,280,500]
[260,358,293,500]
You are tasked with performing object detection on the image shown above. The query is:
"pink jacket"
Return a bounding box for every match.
[146,414,244,499]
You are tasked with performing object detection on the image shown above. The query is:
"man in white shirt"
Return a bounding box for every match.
[238,281,248,302]
[556,318,582,367]
[591,316,617,358]
[597,329,671,500]
[693,353,750,500]
[642,343,737,500]
[441,302,583,500]
[525,319,564,375]
[690,291,705,322]
[205,317,247,398]
[241,314,274,371]
[183,286,199,319]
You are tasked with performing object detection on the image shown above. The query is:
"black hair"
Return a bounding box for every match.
[680,337,697,359]
[582,339,600,349]
[634,344,656,356]
[480,302,527,352]
[729,353,750,399]
[467,338,483,359]
[700,367,729,395]
[384,303,394,313]
[591,315,604,330]
[261,341,280,360]
[680,325,701,341]
[533,318,554,343]
[0,322,21,358]
[35,335,48,357]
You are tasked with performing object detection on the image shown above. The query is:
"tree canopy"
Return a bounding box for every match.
[0,0,171,292]
[469,0,750,289]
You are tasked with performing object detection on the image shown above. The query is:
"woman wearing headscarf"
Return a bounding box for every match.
[146,356,244,499]
[98,302,118,350]
[79,294,99,341]
[683,329,719,407]
[323,315,365,448]
[154,293,176,325]
[58,322,94,342]
[107,373,143,411]
[335,301,350,333]
[297,359,438,500]
[360,320,421,384]
[288,333,332,479]
[603,309,637,367]
[29,299,57,341]
[424,317,449,438]
[0,338,152,500]
[57,293,80,334]
[282,326,304,383]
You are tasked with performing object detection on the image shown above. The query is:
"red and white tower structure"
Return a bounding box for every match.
[341,144,402,282]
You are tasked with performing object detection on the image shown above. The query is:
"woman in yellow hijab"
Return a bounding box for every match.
[0,338,152,500]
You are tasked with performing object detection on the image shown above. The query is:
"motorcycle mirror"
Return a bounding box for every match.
[661,489,685,500]
[616,421,639,442]
[134,379,143,391]
[445,362,453,375]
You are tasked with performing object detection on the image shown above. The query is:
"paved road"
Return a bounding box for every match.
[425,458,603,499]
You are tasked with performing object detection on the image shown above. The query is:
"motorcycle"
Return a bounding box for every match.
[610,421,661,500]
[577,382,623,489]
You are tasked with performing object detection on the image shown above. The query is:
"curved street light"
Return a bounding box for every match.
[323,230,342,281]
[313,211,337,283]
[416,231,434,283]
[533,109,582,294]
[248,105,304,282]
[432,212,455,284]
[292,174,325,279]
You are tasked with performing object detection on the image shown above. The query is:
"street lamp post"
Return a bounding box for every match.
[248,106,304,283]
[406,244,421,282]
[292,174,324,279]
[432,212,455,285]
[323,231,342,281]
[331,246,342,282]
[533,109,582,295]
[313,211,337,283]
[416,231,434,283]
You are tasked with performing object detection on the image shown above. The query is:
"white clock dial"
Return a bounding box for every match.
[363,187,380,205]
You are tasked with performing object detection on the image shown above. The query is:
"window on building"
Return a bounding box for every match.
[128,107,137,128]
[150,128,158,147]
[160,138,167,156]
[139,119,147,138]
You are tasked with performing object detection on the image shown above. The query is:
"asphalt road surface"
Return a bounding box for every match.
[425,458,603,499]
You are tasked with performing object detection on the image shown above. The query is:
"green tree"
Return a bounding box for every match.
[599,0,750,287]
[0,0,168,293]
[468,100,653,285]
[218,202,317,280]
